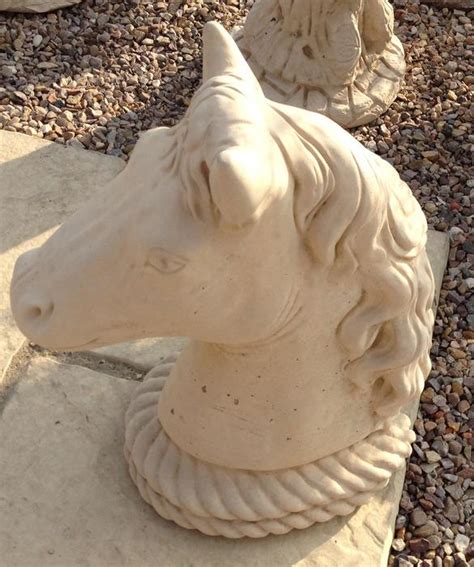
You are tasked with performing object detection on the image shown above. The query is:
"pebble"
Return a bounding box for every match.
[444,498,460,523]
[393,538,406,552]
[411,508,429,527]
[32,34,43,48]
[427,534,441,550]
[425,450,442,463]
[454,534,469,554]
[431,439,449,456]
[445,484,464,500]
[453,553,468,567]
[409,538,431,554]
[425,202,438,213]
[414,520,439,537]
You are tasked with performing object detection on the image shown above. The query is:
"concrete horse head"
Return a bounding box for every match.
[11,23,434,537]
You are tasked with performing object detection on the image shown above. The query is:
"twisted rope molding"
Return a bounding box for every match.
[124,363,415,538]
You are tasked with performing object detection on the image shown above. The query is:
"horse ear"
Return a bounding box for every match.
[208,147,275,227]
[202,22,262,91]
[196,23,278,226]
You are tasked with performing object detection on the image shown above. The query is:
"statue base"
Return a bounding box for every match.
[124,358,415,539]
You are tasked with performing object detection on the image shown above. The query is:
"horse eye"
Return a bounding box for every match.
[146,248,186,274]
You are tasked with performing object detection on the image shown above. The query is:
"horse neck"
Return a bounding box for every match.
[157,273,377,472]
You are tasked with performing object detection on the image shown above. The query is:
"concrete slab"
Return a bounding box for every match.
[0,357,416,567]
[0,131,125,380]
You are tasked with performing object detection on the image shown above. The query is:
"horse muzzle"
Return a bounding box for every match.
[10,248,60,348]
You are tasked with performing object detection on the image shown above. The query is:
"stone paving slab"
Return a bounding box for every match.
[0,131,124,380]
[0,357,414,567]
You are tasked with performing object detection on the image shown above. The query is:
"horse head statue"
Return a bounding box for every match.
[11,23,434,538]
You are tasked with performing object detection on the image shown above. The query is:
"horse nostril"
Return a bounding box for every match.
[21,299,54,324]
[26,306,43,320]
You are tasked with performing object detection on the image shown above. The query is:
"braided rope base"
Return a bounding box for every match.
[124,361,415,538]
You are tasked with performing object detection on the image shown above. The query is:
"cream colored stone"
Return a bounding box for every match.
[10,23,435,538]
[0,357,434,566]
[0,0,81,12]
[236,0,406,127]
[0,131,124,381]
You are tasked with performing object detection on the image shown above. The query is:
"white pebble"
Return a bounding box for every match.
[454,533,469,554]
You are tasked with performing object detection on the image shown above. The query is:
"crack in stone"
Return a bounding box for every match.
[29,344,145,382]
[0,342,145,415]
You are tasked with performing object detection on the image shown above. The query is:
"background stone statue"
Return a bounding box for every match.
[236,0,406,127]
[10,23,434,538]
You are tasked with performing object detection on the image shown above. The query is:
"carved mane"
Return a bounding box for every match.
[267,103,435,416]
[162,70,434,419]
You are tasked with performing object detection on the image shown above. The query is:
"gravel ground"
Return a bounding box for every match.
[0,1,472,565]
[0,0,243,155]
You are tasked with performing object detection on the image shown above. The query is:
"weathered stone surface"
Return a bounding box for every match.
[0,0,81,12]
[0,357,421,566]
[0,131,124,380]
